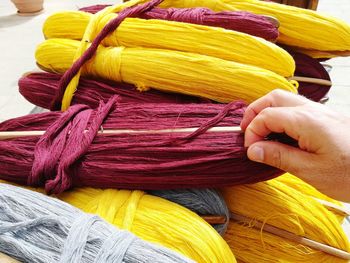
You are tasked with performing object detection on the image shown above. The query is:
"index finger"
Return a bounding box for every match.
[240,89,308,131]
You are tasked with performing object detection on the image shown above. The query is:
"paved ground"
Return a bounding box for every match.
[317,0,350,115]
[0,0,349,120]
[0,0,117,121]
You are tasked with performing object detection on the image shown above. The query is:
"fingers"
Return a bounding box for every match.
[240,89,308,131]
[244,107,299,147]
[247,141,314,174]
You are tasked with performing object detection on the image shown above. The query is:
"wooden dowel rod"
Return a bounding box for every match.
[230,213,350,260]
[201,215,227,224]
[289,76,332,86]
[0,126,242,140]
[313,198,350,216]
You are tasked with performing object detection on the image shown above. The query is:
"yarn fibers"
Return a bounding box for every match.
[290,51,332,102]
[274,174,347,223]
[147,0,350,54]
[0,183,196,263]
[35,38,297,110]
[276,173,344,210]
[19,72,205,110]
[225,222,348,263]
[0,180,235,262]
[289,47,350,59]
[43,10,294,76]
[0,97,286,193]
[18,51,326,111]
[79,5,279,41]
[222,176,350,262]
[150,188,230,234]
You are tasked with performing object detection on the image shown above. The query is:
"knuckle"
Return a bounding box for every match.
[270,89,285,98]
[259,108,273,119]
[270,148,283,169]
[269,148,294,173]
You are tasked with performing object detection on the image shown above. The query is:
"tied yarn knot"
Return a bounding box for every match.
[30,97,244,194]
[79,5,279,41]
[0,183,196,263]
[52,0,165,111]
[30,96,118,194]
[59,214,137,263]
[0,99,286,190]
[150,7,207,24]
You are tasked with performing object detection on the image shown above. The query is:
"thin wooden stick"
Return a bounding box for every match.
[313,198,350,216]
[230,212,350,260]
[289,76,332,86]
[201,215,227,224]
[0,126,242,140]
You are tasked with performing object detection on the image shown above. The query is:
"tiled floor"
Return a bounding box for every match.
[0,0,349,121]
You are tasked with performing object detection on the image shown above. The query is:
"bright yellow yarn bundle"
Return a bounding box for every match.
[35,38,297,109]
[225,222,348,263]
[148,0,350,55]
[222,174,350,262]
[276,173,345,206]
[42,10,295,77]
[0,180,235,263]
[276,173,347,222]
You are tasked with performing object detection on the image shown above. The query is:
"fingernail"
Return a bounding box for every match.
[249,146,264,162]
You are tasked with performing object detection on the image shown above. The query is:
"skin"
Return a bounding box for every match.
[241,89,350,202]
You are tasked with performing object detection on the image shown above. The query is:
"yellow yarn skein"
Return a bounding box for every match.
[276,173,344,206]
[275,173,346,221]
[35,38,297,107]
[0,180,235,263]
[288,47,349,59]
[221,179,350,251]
[42,11,295,77]
[225,221,348,263]
[55,3,129,111]
[148,0,350,53]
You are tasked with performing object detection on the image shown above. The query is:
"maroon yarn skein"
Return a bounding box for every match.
[0,97,284,194]
[290,51,332,102]
[19,72,206,109]
[79,5,279,41]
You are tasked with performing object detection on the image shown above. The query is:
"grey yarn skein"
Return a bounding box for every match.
[150,189,229,235]
[0,183,194,263]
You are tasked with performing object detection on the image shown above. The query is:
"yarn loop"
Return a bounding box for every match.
[31,97,117,194]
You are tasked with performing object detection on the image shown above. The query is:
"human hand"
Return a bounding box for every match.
[241,89,350,202]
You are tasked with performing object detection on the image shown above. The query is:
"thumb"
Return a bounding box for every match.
[247,141,313,174]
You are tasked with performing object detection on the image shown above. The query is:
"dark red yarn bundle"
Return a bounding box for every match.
[79,5,279,41]
[0,97,284,194]
[19,72,206,109]
[290,51,332,102]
